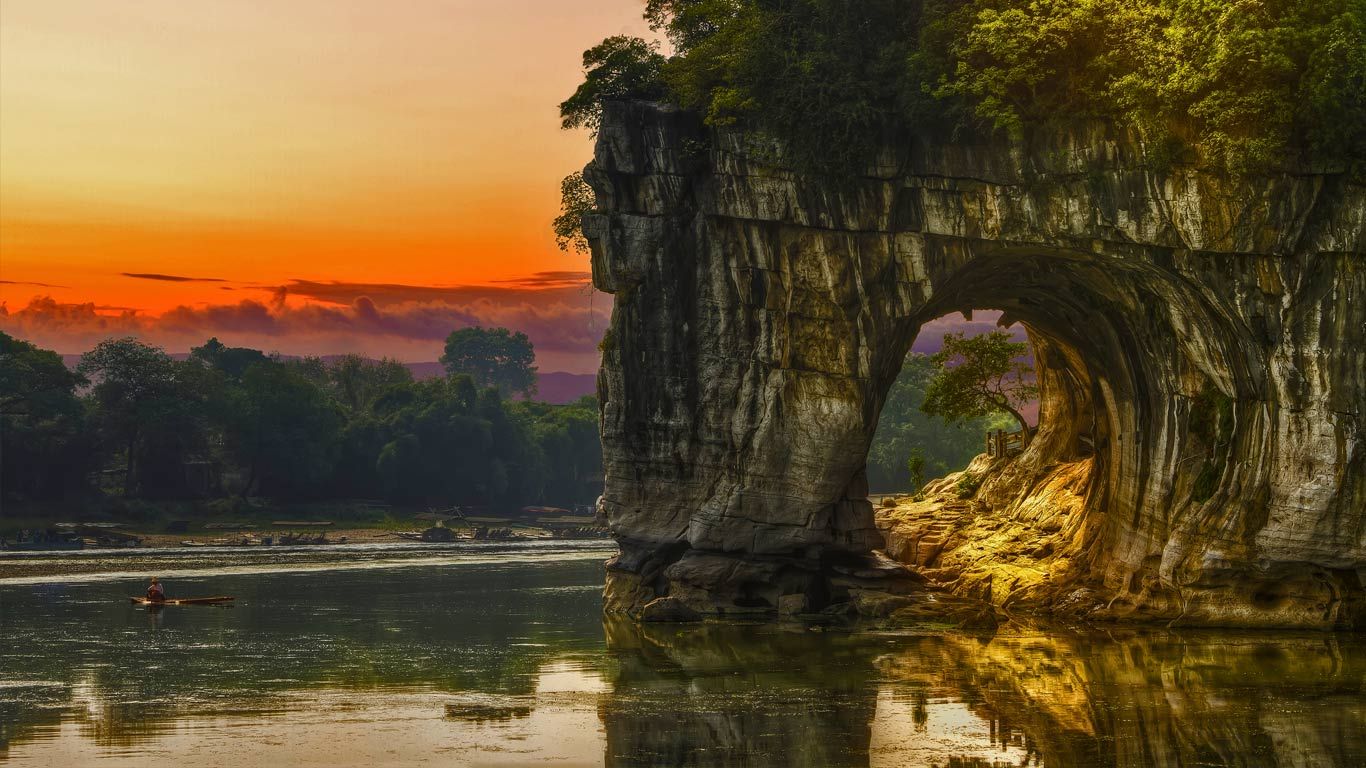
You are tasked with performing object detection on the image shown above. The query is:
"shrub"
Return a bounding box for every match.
[558,36,667,132]
[955,471,983,499]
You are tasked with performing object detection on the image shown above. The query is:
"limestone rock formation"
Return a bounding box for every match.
[585,100,1365,627]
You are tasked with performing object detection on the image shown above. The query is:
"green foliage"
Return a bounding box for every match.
[324,354,413,414]
[907,447,926,492]
[559,36,668,131]
[598,326,616,353]
[189,337,268,381]
[955,471,983,499]
[229,362,345,499]
[866,353,1003,490]
[574,0,1366,175]
[1104,0,1366,173]
[1189,385,1234,445]
[1191,459,1220,503]
[510,397,603,506]
[1300,3,1366,171]
[375,377,497,505]
[0,331,95,500]
[650,0,940,173]
[1186,383,1234,504]
[0,332,573,510]
[922,330,1037,436]
[79,338,218,498]
[936,0,1161,132]
[441,327,538,399]
[554,171,596,255]
[2,330,603,511]
[0,331,85,416]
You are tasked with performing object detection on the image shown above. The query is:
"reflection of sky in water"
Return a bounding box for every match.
[2,544,1364,767]
[871,692,1032,766]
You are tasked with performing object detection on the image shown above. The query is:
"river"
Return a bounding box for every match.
[1,541,1363,766]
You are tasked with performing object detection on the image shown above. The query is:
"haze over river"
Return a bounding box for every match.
[1,541,1363,766]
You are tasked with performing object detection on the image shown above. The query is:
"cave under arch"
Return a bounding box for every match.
[585,101,1365,628]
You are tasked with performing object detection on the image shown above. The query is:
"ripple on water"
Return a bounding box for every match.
[0,540,618,585]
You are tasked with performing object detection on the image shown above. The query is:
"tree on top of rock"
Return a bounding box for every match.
[922,330,1037,438]
[440,326,538,399]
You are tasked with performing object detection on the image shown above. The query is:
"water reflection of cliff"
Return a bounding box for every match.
[601,619,883,767]
[931,629,1366,768]
[600,620,1366,768]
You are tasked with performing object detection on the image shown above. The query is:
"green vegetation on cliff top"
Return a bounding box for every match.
[562,0,1366,176]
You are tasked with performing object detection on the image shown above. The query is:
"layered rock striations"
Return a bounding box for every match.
[585,100,1365,627]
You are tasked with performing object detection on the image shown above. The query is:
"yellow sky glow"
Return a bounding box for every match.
[1,1,651,317]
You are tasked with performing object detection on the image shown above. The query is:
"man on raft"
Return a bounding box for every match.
[146,577,165,603]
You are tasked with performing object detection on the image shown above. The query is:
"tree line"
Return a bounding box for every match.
[2,323,1035,507]
[0,328,601,510]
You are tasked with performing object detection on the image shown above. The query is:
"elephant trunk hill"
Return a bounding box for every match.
[585,100,1365,629]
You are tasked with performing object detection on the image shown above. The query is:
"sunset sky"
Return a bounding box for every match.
[0,1,653,372]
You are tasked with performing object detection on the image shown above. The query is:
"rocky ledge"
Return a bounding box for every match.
[585,100,1365,628]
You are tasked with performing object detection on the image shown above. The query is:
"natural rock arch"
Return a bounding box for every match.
[585,101,1365,628]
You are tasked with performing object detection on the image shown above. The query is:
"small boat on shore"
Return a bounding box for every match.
[128,596,235,606]
[395,525,460,543]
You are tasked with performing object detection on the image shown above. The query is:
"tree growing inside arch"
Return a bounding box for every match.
[440,326,538,399]
[922,330,1037,438]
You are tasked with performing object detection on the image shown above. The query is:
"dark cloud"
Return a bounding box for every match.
[492,271,592,288]
[1,288,609,367]
[275,279,592,308]
[121,272,228,283]
[0,279,69,288]
[3,272,612,369]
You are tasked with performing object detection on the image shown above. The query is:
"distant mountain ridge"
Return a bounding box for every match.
[59,353,597,405]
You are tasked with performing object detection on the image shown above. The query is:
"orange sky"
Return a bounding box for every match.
[0,1,653,370]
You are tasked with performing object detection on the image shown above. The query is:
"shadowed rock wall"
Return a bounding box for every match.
[585,100,1366,627]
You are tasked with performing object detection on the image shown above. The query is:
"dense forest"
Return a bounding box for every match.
[561,0,1365,175]
[0,330,601,512]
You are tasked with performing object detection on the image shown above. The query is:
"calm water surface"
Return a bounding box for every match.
[2,542,1364,767]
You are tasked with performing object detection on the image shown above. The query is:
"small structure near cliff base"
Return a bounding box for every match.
[586,101,1365,629]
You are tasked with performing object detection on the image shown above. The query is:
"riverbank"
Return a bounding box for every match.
[0,538,618,582]
[1,498,603,551]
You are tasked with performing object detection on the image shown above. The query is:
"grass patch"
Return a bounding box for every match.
[955,472,982,499]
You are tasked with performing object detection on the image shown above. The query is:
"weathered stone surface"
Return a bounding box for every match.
[775,593,807,616]
[588,100,1366,627]
[639,596,702,623]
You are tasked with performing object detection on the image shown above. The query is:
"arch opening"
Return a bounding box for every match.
[863,310,1038,497]
[590,101,1365,628]
[864,248,1257,615]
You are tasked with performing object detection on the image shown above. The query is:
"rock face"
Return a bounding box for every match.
[585,100,1366,627]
